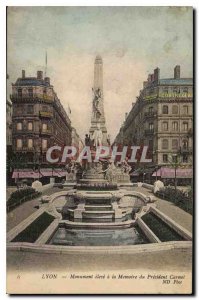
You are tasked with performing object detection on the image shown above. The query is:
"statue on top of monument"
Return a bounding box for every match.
[91,123,103,147]
[92,88,102,119]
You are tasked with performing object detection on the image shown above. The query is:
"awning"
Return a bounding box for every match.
[12,169,40,179]
[12,168,67,179]
[130,171,140,176]
[152,167,193,178]
[130,167,155,176]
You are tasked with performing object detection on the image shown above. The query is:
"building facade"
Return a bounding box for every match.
[114,66,193,167]
[7,74,12,150]
[11,70,72,168]
[6,98,12,149]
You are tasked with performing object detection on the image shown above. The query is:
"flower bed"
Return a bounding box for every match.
[11,212,55,243]
[142,212,185,242]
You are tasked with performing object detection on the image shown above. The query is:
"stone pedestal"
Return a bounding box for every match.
[112,202,123,219]
[50,177,55,184]
[73,203,85,220]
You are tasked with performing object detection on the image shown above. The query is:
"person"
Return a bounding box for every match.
[85,134,91,146]
[92,88,102,119]
[121,159,131,173]
[75,163,83,182]
[107,134,111,146]
[91,123,103,147]
[105,162,116,183]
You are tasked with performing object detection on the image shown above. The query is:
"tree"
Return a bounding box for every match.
[7,153,29,188]
[168,153,182,191]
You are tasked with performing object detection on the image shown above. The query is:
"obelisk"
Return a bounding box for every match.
[89,55,108,145]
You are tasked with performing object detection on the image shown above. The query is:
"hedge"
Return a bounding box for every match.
[156,187,193,215]
[7,187,41,212]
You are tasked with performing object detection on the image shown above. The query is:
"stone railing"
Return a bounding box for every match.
[142,183,154,191]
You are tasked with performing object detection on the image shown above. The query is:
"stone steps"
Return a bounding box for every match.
[85,199,112,205]
[83,210,114,214]
[82,211,114,219]
[60,219,135,228]
[85,205,112,211]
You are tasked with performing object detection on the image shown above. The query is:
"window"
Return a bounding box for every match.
[183,122,188,131]
[172,155,178,163]
[28,122,33,131]
[28,88,33,98]
[17,122,22,131]
[162,122,168,131]
[162,139,168,149]
[173,87,179,94]
[182,155,188,163]
[28,139,33,149]
[42,105,48,112]
[149,123,154,131]
[42,139,47,150]
[162,105,168,114]
[149,106,153,113]
[172,105,178,114]
[172,139,178,150]
[42,123,47,132]
[183,87,188,94]
[163,87,168,94]
[16,139,22,149]
[172,121,178,131]
[27,105,34,114]
[18,88,22,98]
[163,154,168,163]
[183,105,188,115]
[17,106,23,114]
[182,140,188,149]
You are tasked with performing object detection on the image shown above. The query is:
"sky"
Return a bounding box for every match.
[7,6,193,141]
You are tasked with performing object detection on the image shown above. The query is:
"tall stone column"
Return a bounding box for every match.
[89,55,108,145]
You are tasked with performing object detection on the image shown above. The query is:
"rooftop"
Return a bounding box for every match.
[159,78,193,86]
[14,77,51,87]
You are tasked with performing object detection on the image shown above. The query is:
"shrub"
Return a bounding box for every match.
[7,187,41,211]
[156,187,193,215]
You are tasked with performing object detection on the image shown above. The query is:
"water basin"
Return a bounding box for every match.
[48,226,150,246]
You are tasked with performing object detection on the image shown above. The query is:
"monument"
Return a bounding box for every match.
[89,55,108,146]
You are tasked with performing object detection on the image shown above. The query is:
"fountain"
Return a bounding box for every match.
[45,153,154,247]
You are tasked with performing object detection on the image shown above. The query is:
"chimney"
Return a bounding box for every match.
[37,71,43,80]
[148,74,151,82]
[174,65,180,79]
[22,70,25,78]
[143,81,148,88]
[44,77,50,85]
[154,67,160,82]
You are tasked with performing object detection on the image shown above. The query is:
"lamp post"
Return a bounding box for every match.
[173,153,178,192]
[143,172,146,183]
[155,166,158,181]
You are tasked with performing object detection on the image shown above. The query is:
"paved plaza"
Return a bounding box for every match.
[7,245,192,273]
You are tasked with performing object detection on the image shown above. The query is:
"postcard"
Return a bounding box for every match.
[6,6,193,294]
